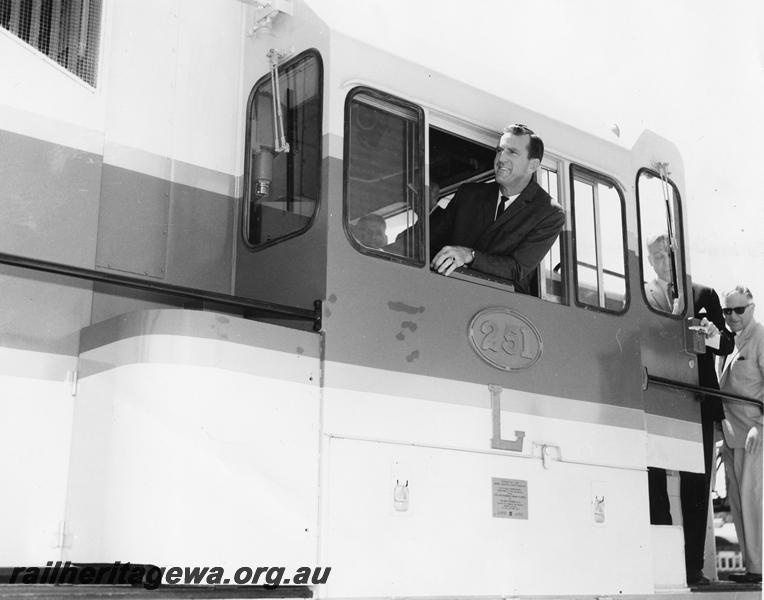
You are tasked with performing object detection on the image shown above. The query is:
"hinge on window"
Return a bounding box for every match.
[245,0,294,36]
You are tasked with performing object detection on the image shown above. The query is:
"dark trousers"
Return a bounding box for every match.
[680,413,716,575]
[647,413,716,576]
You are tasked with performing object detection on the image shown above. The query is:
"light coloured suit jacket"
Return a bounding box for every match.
[644,278,673,312]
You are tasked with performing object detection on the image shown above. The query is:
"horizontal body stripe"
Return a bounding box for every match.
[645,412,701,443]
[0,104,104,154]
[79,308,319,357]
[0,120,239,198]
[78,310,320,385]
[325,359,645,431]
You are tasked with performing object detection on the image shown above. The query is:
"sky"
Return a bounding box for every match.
[306,0,764,302]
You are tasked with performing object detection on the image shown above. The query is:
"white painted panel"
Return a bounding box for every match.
[0,369,75,564]
[322,437,653,597]
[101,0,180,159]
[64,362,320,570]
[323,384,647,471]
[79,334,320,384]
[0,30,106,138]
[171,0,244,173]
[102,0,244,174]
[647,433,704,473]
[651,525,689,593]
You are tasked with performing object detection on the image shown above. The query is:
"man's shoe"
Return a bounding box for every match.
[729,572,762,583]
[687,571,710,585]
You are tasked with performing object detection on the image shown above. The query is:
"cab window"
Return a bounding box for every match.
[637,168,685,316]
[429,126,566,303]
[344,88,425,265]
[243,50,322,249]
[571,166,628,312]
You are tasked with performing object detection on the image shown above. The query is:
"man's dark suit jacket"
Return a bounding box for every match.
[677,284,734,575]
[693,283,735,419]
[430,180,565,294]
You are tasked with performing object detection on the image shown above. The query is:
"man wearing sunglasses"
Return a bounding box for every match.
[718,285,763,584]
[429,124,565,294]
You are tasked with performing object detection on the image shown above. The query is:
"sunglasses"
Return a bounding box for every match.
[722,304,752,316]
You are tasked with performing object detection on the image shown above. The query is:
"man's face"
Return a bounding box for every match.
[723,291,755,333]
[494,132,537,191]
[647,243,672,283]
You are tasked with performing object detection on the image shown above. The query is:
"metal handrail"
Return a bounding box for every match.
[644,368,763,409]
[0,251,321,331]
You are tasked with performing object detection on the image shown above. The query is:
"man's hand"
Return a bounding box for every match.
[745,425,761,454]
[431,246,474,276]
[699,317,719,338]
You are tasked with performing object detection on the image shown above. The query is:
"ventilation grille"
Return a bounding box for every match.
[1,0,101,86]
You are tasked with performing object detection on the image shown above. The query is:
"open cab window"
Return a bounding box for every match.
[571,166,628,313]
[637,168,685,316]
[429,125,566,303]
[344,88,425,265]
[243,50,322,249]
[344,98,566,304]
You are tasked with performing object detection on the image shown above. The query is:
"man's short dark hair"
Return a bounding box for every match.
[503,123,544,162]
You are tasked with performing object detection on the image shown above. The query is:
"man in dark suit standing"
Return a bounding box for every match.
[429,123,564,294]
[683,283,734,585]
[647,283,733,585]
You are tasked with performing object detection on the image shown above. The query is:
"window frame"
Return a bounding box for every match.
[241,48,324,252]
[342,85,426,268]
[1,0,103,87]
[635,166,687,319]
[570,163,630,315]
[425,116,568,301]
[535,157,568,305]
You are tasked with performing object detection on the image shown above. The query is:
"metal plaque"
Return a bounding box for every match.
[468,308,543,371]
[492,477,528,519]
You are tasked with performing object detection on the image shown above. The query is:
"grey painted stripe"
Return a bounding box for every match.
[103,141,239,198]
[0,105,105,154]
[79,308,320,357]
[325,361,646,431]
[0,123,240,198]
[77,334,319,384]
[645,413,701,443]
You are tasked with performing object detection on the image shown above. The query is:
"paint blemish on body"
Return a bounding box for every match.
[388,301,425,314]
[328,294,338,303]
[401,321,417,332]
[406,350,420,362]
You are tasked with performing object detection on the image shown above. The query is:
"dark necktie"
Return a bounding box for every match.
[496,195,509,220]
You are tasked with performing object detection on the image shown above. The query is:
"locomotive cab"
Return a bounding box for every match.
[0,0,748,597]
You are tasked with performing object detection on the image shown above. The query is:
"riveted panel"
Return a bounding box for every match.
[95,163,169,278]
